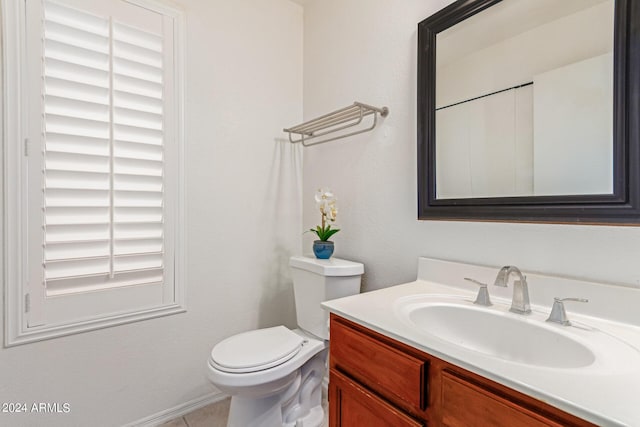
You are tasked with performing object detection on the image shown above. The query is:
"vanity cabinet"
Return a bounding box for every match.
[328,314,596,427]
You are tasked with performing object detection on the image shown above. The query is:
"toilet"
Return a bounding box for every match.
[207,256,364,427]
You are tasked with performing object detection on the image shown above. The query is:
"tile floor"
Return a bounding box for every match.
[160,396,329,427]
[160,398,231,427]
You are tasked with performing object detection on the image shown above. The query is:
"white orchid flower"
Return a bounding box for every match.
[314,188,338,226]
[327,200,337,222]
[315,188,335,207]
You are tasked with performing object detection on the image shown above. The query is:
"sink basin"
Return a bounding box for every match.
[396,298,596,368]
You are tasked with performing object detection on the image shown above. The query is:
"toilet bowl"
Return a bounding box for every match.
[206,256,364,427]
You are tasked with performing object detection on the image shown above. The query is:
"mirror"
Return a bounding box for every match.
[417,0,640,223]
[436,0,614,199]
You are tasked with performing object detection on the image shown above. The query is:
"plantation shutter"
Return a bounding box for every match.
[41,1,165,297]
[4,0,183,341]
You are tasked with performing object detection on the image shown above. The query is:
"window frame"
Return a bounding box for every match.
[3,0,186,347]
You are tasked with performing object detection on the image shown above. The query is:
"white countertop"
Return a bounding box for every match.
[322,258,640,427]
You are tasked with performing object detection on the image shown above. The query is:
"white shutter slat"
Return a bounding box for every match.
[44,39,109,71]
[42,1,166,298]
[115,238,163,255]
[115,190,163,207]
[45,20,109,54]
[45,114,110,138]
[46,170,110,190]
[115,222,163,239]
[46,206,110,225]
[114,124,163,145]
[114,207,163,223]
[45,76,109,105]
[45,95,110,122]
[114,253,163,272]
[45,188,110,207]
[46,151,110,173]
[114,74,163,99]
[46,133,110,157]
[114,158,163,176]
[114,57,162,84]
[45,57,109,88]
[113,22,162,52]
[46,224,110,243]
[114,90,162,114]
[114,107,163,131]
[114,39,162,68]
[45,257,111,280]
[115,140,163,160]
[46,240,110,261]
[44,1,109,37]
[114,173,163,192]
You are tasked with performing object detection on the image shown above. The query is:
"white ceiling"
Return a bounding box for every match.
[437,0,611,67]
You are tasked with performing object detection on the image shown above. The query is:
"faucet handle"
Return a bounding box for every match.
[556,297,588,303]
[464,278,492,306]
[546,297,589,326]
[464,277,488,287]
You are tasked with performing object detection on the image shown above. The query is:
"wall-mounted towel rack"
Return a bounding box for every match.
[283,102,389,146]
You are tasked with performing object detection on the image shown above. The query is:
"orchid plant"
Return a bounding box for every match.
[309,188,340,241]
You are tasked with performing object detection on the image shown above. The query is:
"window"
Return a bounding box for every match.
[4,0,185,345]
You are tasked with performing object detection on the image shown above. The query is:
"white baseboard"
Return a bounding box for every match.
[124,390,227,427]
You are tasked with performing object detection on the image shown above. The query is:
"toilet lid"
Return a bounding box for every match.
[210,326,305,373]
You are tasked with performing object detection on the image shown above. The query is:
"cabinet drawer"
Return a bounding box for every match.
[330,318,427,410]
[330,369,423,427]
[441,371,564,427]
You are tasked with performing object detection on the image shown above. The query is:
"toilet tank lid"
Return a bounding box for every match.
[289,256,364,276]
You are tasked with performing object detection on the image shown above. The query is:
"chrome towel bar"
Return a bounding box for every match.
[283,102,389,146]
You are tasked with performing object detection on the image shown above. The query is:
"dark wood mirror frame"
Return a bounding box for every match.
[417,0,640,224]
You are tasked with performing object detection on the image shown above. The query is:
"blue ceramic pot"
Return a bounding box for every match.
[313,240,334,259]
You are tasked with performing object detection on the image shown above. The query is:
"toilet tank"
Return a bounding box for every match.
[289,256,363,340]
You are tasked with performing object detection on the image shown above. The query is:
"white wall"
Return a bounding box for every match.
[533,53,613,195]
[0,1,303,426]
[302,0,640,292]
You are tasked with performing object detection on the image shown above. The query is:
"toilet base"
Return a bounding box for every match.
[227,398,324,427]
[226,351,327,427]
[283,405,324,427]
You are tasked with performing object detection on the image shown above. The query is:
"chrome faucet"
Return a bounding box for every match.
[494,266,531,314]
[546,297,589,326]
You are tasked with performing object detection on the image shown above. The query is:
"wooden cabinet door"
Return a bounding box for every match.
[329,369,423,427]
[330,316,428,411]
[441,371,566,427]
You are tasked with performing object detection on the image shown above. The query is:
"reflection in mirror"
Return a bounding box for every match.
[435,0,614,199]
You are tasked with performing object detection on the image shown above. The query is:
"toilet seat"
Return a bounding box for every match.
[210,326,305,373]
